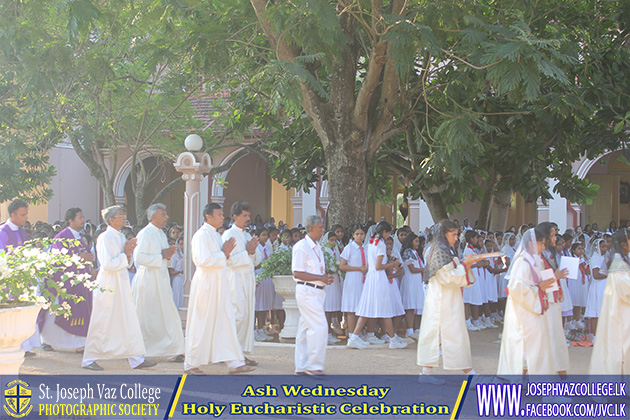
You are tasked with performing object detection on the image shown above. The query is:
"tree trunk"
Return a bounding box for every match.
[421,191,449,222]
[324,142,369,228]
[477,171,498,231]
[102,188,116,207]
[489,188,512,232]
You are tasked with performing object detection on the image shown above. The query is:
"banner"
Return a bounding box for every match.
[1,375,627,419]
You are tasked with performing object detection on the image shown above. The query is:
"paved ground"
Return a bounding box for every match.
[20,327,593,375]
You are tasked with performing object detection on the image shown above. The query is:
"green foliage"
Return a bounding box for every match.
[258,248,292,279]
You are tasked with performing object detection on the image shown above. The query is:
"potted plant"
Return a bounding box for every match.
[0,238,103,374]
[258,248,297,342]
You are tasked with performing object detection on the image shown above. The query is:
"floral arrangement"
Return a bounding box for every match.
[0,238,104,318]
[258,248,292,281]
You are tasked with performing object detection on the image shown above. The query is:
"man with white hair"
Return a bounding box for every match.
[292,215,334,376]
[82,205,156,371]
[132,203,185,362]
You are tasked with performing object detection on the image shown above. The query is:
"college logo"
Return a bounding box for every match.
[3,380,33,418]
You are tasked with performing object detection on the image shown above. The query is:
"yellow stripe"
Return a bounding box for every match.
[168,374,187,418]
[450,379,468,420]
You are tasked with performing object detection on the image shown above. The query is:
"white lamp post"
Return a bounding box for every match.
[174,135,212,299]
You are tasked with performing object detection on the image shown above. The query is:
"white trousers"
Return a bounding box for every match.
[295,285,327,372]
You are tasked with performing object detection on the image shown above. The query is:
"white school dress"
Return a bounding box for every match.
[340,241,366,313]
[555,254,573,316]
[499,246,516,298]
[323,246,343,312]
[355,239,405,318]
[255,242,276,311]
[585,254,607,318]
[462,245,484,306]
[484,256,499,303]
[170,249,185,309]
[569,255,589,307]
[400,248,424,314]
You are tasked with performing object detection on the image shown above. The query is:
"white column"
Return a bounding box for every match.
[418,199,435,233]
[200,174,209,207]
[548,178,567,234]
[536,198,549,224]
[302,186,318,220]
[290,191,303,227]
[408,199,421,233]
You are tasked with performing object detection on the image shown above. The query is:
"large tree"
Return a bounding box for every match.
[231,0,629,228]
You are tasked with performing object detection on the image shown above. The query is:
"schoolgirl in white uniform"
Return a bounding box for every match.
[321,231,343,344]
[254,228,276,342]
[400,233,425,340]
[462,230,485,330]
[569,242,589,324]
[347,222,407,350]
[339,224,367,336]
[585,238,608,336]
[498,233,517,301]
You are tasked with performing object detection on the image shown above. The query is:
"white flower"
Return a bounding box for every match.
[60,248,68,255]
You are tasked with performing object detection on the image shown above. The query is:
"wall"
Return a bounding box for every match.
[223,153,269,222]
[47,146,100,223]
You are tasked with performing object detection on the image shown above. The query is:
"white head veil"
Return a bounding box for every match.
[588,238,607,266]
[505,228,542,286]
[501,232,517,258]
[586,237,605,260]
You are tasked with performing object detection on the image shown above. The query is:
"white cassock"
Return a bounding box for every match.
[417,257,475,370]
[132,223,185,357]
[222,226,262,354]
[498,258,554,375]
[83,226,145,364]
[589,254,630,374]
[185,223,244,370]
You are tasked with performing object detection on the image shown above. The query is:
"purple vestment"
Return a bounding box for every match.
[49,228,94,336]
[0,222,28,252]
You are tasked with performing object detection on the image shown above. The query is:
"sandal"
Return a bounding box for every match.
[184,367,205,375]
[245,357,258,367]
[229,365,256,374]
[168,354,185,363]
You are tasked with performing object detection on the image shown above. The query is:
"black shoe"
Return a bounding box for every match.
[133,360,157,370]
[24,351,36,358]
[82,362,104,371]
[41,344,54,352]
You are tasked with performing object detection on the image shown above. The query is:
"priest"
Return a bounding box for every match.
[0,199,40,355]
[81,205,156,371]
[222,201,261,365]
[41,207,94,352]
[132,203,184,361]
[185,203,254,374]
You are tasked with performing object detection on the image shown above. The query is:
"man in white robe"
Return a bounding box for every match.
[185,203,254,374]
[222,201,261,364]
[132,203,184,361]
[82,206,156,371]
